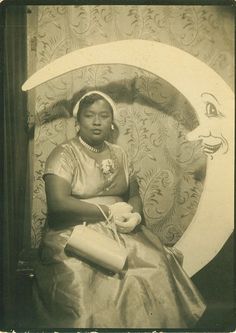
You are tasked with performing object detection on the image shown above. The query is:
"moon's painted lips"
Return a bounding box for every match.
[202,141,222,154]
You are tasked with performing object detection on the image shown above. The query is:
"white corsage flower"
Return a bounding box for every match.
[101,159,115,176]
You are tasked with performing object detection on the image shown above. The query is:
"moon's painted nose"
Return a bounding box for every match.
[186,126,210,142]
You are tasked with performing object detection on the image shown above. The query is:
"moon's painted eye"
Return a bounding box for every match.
[201,92,224,119]
[205,102,219,117]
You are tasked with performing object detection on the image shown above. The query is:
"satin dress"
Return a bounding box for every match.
[33,137,206,328]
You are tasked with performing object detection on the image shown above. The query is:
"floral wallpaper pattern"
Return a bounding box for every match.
[27,5,234,247]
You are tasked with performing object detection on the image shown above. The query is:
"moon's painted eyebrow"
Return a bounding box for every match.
[201,92,221,106]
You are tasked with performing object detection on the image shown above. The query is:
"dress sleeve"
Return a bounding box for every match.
[44,145,74,184]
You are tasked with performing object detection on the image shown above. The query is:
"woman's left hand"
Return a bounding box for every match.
[114,212,141,233]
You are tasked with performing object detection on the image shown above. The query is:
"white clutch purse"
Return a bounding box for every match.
[65,204,128,273]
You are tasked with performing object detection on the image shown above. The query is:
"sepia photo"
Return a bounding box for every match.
[1,2,234,331]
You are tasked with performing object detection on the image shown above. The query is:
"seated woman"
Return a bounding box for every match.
[33,91,206,328]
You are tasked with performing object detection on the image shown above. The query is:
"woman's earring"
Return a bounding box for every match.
[111,124,115,130]
[75,122,80,133]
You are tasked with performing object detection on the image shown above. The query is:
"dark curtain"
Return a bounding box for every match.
[1,5,30,328]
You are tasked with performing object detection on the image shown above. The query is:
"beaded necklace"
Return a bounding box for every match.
[79,136,105,153]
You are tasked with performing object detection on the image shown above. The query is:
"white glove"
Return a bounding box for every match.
[115,212,142,234]
[109,202,133,218]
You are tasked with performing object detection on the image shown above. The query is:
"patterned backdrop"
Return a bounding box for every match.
[26,5,234,247]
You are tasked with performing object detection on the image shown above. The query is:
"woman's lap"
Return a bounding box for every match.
[33,223,206,328]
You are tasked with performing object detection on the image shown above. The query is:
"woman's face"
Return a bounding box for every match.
[78,99,113,146]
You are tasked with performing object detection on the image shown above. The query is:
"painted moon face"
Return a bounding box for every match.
[22,40,234,277]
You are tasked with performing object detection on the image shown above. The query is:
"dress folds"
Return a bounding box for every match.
[33,137,206,328]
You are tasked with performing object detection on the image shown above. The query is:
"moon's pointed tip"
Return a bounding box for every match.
[22,84,27,91]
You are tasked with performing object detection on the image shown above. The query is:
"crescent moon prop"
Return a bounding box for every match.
[22,40,234,277]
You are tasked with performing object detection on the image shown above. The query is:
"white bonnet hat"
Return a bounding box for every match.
[72,90,117,119]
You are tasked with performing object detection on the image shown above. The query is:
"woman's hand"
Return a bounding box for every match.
[109,202,133,217]
[115,212,141,233]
